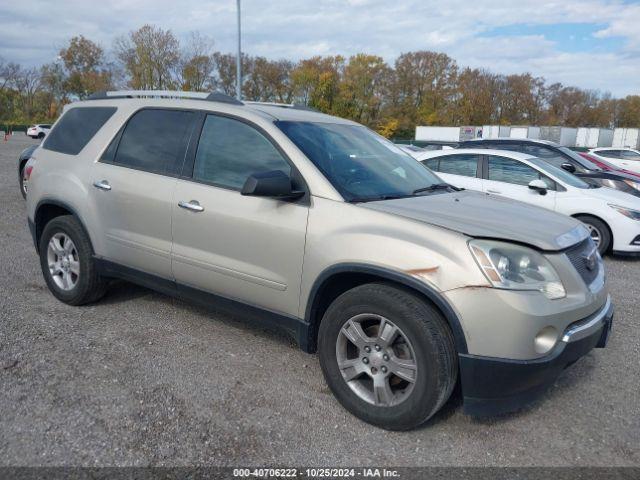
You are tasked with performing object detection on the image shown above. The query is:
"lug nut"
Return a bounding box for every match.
[371,367,378,374]
[383,354,389,361]
[362,357,369,364]
[375,345,381,352]
[381,366,388,373]
[364,346,371,353]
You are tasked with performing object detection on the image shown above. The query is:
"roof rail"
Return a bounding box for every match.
[86,90,243,105]
[244,101,319,112]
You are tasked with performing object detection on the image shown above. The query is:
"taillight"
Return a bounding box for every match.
[25,165,33,180]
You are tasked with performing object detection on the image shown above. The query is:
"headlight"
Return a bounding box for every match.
[469,240,566,300]
[623,179,640,191]
[609,204,640,220]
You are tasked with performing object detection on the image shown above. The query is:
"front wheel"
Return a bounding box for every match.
[576,215,611,255]
[318,283,457,430]
[39,215,108,305]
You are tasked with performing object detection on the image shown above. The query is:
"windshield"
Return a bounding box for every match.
[558,147,601,171]
[276,121,445,202]
[529,157,590,189]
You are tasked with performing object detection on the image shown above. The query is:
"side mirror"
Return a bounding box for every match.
[528,179,548,195]
[561,162,576,173]
[241,170,304,200]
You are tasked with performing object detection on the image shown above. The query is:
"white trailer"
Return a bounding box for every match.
[539,126,578,146]
[576,128,614,148]
[415,126,461,142]
[509,126,540,140]
[481,125,511,139]
[612,128,640,149]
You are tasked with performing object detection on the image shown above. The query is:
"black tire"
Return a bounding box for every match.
[39,215,108,305]
[37,132,45,139]
[18,162,27,199]
[576,215,611,255]
[318,282,457,430]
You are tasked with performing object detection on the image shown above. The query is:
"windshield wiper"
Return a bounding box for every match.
[349,193,413,203]
[412,183,459,194]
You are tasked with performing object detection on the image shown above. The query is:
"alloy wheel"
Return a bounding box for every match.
[585,223,601,248]
[335,313,418,407]
[47,233,80,291]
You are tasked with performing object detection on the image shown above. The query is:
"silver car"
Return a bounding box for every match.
[25,91,613,430]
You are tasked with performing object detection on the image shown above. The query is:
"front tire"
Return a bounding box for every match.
[576,215,611,254]
[39,215,108,305]
[318,283,457,430]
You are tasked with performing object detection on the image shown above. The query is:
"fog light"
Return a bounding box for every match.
[534,326,559,354]
[631,235,640,246]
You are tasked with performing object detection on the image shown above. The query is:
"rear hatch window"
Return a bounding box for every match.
[43,107,116,155]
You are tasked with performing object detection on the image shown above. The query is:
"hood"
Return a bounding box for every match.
[580,184,640,207]
[362,190,588,251]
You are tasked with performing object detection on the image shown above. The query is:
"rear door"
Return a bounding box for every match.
[171,113,309,317]
[482,155,557,211]
[424,153,483,191]
[90,108,196,279]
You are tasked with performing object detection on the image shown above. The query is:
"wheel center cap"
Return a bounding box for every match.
[369,351,385,368]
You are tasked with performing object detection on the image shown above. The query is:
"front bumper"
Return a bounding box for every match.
[459,296,613,417]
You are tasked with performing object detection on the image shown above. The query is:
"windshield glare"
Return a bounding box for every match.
[276,121,444,201]
[529,157,590,188]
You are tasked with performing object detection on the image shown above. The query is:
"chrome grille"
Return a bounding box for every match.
[565,238,600,286]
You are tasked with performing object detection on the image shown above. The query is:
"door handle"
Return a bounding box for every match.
[93,180,111,191]
[178,200,204,212]
[487,189,501,194]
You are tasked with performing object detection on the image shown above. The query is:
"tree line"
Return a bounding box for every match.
[1,24,639,138]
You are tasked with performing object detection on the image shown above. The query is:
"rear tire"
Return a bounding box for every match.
[39,215,108,305]
[18,162,27,199]
[318,282,457,430]
[576,215,611,254]
[37,132,45,139]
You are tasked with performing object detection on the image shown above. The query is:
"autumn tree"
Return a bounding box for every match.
[59,35,113,98]
[178,32,216,91]
[115,25,180,89]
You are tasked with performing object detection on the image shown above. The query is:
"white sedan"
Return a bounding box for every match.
[26,124,51,139]
[589,148,640,174]
[414,148,640,255]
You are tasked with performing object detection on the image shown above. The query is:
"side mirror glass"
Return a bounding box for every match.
[241,170,304,200]
[528,179,548,195]
[561,162,576,173]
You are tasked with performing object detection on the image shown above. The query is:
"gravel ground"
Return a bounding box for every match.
[0,135,638,467]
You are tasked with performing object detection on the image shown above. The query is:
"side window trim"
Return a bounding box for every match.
[182,112,310,200]
[99,107,198,179]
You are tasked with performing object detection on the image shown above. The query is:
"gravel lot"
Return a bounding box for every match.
[0,135,638,467]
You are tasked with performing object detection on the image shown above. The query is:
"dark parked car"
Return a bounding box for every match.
[458,138,640,198]
[17,144,37,199]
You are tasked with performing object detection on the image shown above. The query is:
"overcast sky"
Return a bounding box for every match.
[1,0,639,96]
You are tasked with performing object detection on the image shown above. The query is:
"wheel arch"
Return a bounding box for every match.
[571,213,613,250]
[303,263,468,355]
[34,199,94,255]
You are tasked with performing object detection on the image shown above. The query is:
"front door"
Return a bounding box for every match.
[171,113,309,317]
[482,155,557,211]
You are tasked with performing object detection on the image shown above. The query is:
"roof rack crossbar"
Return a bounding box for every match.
[86,90,243,105]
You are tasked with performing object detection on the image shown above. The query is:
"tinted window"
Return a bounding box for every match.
[277,121,444,202]
[437,154,479,177]
[193,115,291,190]
[423,158,440,170]
[598,150,621,158]
[528,157,589,189]
[488,156,546,186]
[110,109,194,176]
[43,107,116,155]
[621,150,640,160]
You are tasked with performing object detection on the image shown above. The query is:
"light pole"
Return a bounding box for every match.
[236,0,242,101]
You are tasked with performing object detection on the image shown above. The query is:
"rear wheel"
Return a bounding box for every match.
[39,215,108,305]
[37,132,45,139]
[318,282,457,430]
[18,162,27,199]
[576,215,611,254]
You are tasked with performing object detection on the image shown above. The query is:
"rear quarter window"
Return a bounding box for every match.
[43,107,116,155]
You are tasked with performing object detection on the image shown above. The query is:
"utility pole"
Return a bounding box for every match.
[236,0,242,101]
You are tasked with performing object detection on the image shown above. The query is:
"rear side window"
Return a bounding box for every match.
[43,107,116,155]
[438,154,479,177]
[192,114,291,190]
[107,109,195,176]
[423,158,440,170]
